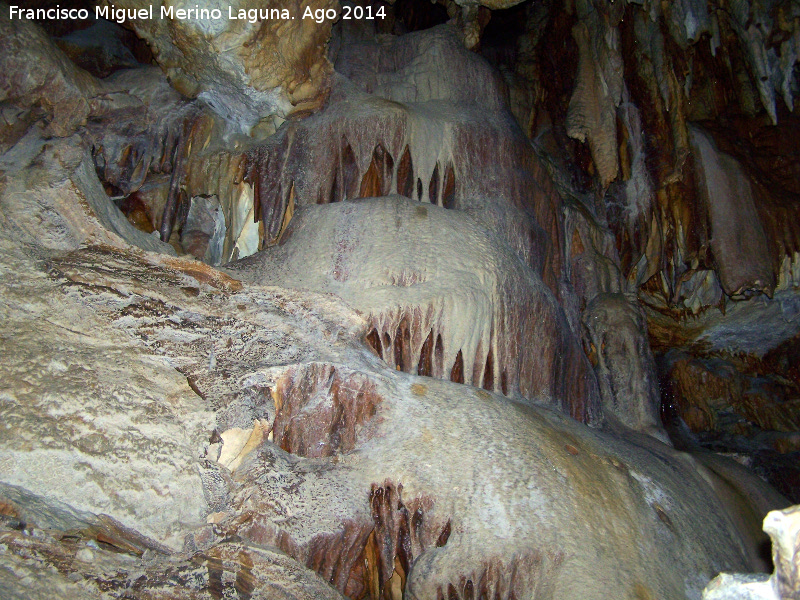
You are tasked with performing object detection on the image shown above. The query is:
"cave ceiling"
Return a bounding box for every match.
[1,0,800,599]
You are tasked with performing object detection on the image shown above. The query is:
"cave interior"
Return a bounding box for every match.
[1,0,800,598]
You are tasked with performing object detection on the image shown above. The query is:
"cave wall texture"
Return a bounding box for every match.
[1,0,800,598]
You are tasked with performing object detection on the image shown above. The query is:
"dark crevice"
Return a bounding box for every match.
[341,138,359,201]
[391,0,449,33]
[450,350,464,384]
[383,332,392,356]
[418,329,434,377]
[366,328,383,359]
[393,319,408,372]
[397,145,414,198]
[328,168,339,203]
[436,519,451,547]
[429,163,440,205]
[435,334,445,377]
[442,162,456,209]
[360,143,394,198]
[482,348,494,391]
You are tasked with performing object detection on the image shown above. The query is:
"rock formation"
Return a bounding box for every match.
[227,195,599,420]
[104,0,337,134]
[1,0,799,598]
[703,504,800,600]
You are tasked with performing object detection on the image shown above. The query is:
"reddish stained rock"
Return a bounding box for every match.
[239,24,566,297]
[217,362,776,600]
[273,364,383,458]
[227,196,601,422]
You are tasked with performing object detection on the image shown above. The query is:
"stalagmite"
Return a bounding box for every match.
[581,293,665,439]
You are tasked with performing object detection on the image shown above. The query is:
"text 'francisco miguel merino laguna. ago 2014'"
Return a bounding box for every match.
[8,3,387,24]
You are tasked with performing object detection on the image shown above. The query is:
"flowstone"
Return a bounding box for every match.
[226,195,600,421]
[0,234,781,600]
[240,24,566,295]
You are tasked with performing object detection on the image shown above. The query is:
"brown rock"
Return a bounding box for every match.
[689,125,775,298]
[103,0,336,132]
[565,10,624,188]
[0,9,98,143]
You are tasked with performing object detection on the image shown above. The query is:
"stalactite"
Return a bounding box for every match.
[227,196,602,422]
[482,348,495,391]
[159,123,190,242]
[5,9,798,600]
[238,25,565,296]
[360,143,395,198]
[341,138,360,201]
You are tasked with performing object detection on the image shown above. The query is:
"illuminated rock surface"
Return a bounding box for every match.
[0,234,783,600]
[227,195,600,420]
[103,0,336,132]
